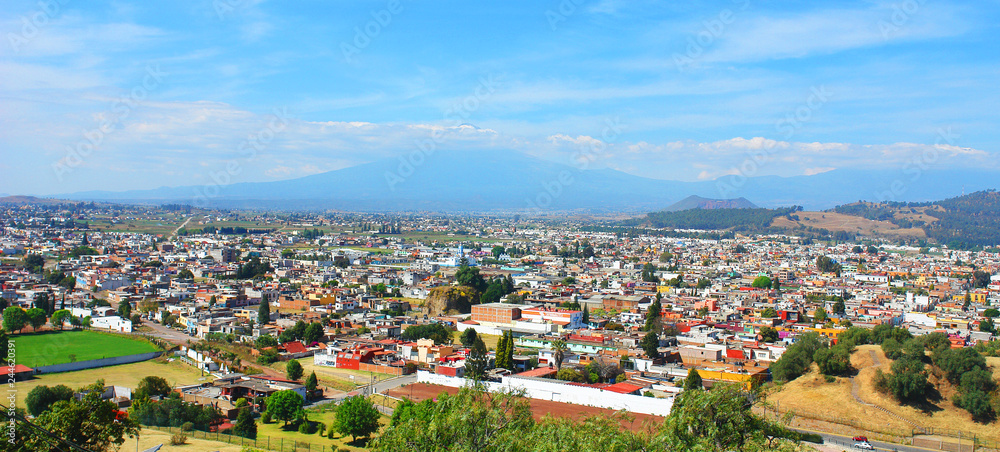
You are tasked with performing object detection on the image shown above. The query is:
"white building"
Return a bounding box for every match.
[90,315,133,333]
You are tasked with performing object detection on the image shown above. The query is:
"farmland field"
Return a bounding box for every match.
[11,330,160,368]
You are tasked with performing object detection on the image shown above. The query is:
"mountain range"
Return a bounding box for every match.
[57,150,998,212]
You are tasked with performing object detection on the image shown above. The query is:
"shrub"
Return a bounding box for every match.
[298,421,310,434]
[181,422,194,432]
[170,433,187,445]
[261,411,272,424]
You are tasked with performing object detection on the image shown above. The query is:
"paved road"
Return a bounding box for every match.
[794,427,936,452]
[141,320,194,346]
[317,373,417,406]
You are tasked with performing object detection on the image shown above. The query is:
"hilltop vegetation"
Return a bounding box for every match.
[634,206,801,231]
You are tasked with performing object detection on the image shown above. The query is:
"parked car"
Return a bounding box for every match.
[853,442,874,450]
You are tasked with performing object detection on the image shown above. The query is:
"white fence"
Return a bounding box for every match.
[35,351,163,374]
[416,371,673,417]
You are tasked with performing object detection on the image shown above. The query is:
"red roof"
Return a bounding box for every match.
[516,367,558,378]
[11,364,33,373]
[281,341,307,354]
[603,382,643,394]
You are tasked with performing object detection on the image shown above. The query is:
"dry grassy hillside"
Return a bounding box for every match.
[771,211,927,238]
[769,345,1000,441]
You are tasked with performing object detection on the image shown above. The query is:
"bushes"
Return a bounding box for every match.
[769,333,825,381]
[881,338,904,360]
[170,433,187,445]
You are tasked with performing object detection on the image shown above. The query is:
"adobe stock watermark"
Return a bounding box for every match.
[873,127,958,202]
[341,0,406,62]
[673,0,750,71]
[716,85,832,197]
[878,0,927,39]
[52,64,167,181]
[545,0,588,30]
[384,74,499,191]
[213,0,253,19]
[7,0,70,53]
[526,117,626,214]
[191,108,291,208]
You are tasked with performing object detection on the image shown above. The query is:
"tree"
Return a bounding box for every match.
[373,386,534,451]
[813,307,828,323]
[286,359,304,381]
[582,305,589,325]
[814,344,851,376]
[34,292,53,315]
[23,254,45,273]
[118,300,131,319]
[303,322,324,344]
[257,299,271,324]
[459,328,479,347]
[233,407,258,439]
[641,332,660,359]
[816,255,841,275]
[683,369,702,391]
[495,331,514,370]
[770,333,823,382]
[291,320,307,339]
[50,309,71,330]
[832,299,846,315]
[550,339,568,370]
[255,334,278,349]
[177,268,194,280]
[759,326,779,343]
[556,367,586,382]
[334,395,381,442]
[465,337,490,380]
[25,384,140,452]
[771,276,781,291]
[761,307,778,318]
[751,276,771,288]
[456,264,487,292]
[305,371,318,392]
[136,376,172,399]
[640,262,659,283]
[25,307,46,331]
[401,323,452,344]
[265,390,304,426]
[980,318,996,334]
[25,384,75,416]
[644,296,662,332]
[665,383,795,451]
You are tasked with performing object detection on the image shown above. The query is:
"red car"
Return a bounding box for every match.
[852,436,868,442]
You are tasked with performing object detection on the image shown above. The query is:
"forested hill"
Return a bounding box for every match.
[920,190,1000,248]
[630,206,800,231]
[828,190,1000,249]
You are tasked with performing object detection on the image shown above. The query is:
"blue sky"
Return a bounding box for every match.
[1,0,998,195]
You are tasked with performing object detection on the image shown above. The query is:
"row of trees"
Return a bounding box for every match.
[376,382,808,451]
[3,306,77,333]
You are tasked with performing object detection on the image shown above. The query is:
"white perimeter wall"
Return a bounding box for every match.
[416,370,672,417]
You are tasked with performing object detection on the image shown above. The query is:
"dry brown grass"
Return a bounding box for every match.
[773,345,1000,442]
[768,361,912,434]
[771,211,926,238]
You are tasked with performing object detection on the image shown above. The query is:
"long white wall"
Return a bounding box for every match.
[416,371,672,417]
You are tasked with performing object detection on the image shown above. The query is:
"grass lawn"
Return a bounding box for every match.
[12,330,160,368]
[13,358,210,406]
[254,404,389,451]
[449,330,499,349]
[279,357,398,392]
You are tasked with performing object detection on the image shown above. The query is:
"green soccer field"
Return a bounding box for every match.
[11,330,160,368]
